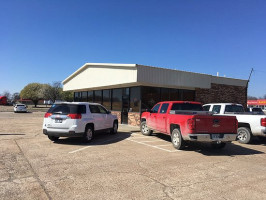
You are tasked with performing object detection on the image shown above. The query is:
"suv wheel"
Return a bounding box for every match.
[48,135,59,141]
[84,126,94,142]
[111,121,118,134]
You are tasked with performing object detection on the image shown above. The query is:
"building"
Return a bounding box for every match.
[247,99,266,110]
[63,63,248,126]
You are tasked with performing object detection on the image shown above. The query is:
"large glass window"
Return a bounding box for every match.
[88,91,94,102]
[169,89,180,100]
[81,91,87,102]
[112,88,122,111]
[182,90,195,101]
[74,92,81,102]
[94,90,102,104]
[141,87,161,111]
[130,87,141,112]
[103,90,111,110]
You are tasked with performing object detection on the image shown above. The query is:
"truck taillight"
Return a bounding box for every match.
[261,118,266,127]
[67,114,82,119]
[44,113,52,118]
[187,119,196,130]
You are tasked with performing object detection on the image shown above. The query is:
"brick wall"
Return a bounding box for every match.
[128,112,141,126]
[195,83,247,106]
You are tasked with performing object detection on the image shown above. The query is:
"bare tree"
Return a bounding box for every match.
[2,91,11,100]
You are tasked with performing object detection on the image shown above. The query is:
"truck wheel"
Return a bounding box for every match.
[211,142,226,149]
[237,127,252,144]
[171,128,185,150]
[84,126,94,142]
[48,135,59,141]
[140,121,152,136]
[110,121,118,134]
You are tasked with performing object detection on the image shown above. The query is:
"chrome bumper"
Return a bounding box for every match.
[188,134,237,142]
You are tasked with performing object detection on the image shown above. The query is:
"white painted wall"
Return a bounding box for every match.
[63,65,138,91]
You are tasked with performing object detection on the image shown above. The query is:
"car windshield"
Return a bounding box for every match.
[171,103,203,111]
[225,105,244,113]
[48,104,86,114]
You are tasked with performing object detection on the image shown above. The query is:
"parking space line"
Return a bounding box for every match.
[69,146,92,154]
[156,144,172,147]
[126,138,180,152]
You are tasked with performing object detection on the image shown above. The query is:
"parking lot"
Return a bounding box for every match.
[0,111,266,200]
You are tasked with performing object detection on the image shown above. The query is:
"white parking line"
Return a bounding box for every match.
[156,144,172,147]
[69,146,92,154]
[126,138,179,152]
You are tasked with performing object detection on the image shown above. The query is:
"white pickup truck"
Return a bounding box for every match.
[203,103,266,144]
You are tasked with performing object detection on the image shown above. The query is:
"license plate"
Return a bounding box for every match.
[212,134,221,140]
[55,119,63,123]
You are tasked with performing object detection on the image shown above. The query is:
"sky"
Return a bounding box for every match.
[0,0,266,98]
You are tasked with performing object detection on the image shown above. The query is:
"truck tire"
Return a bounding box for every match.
[171,128,185,150]
[110,121,118,134]
[48,135,59,141]
[84,126,94,142]
[237,127,252,144]
[140,121,152,136]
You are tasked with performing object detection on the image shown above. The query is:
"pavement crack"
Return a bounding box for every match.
[14,139,52,200]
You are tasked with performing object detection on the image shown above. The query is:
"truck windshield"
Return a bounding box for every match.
[224,105,244,113]
[171,103,203,111]
[48,104,86,115]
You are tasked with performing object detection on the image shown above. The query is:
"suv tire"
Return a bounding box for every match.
[84,126,94,142]
[48,135,59,141]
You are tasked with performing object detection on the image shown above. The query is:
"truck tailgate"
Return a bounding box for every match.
[195,115,237,133]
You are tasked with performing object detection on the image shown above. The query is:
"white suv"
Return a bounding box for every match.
[43,102,118,142]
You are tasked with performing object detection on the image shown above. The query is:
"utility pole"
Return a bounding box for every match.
[246,68,254,88]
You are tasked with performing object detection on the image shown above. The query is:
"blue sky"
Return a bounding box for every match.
[0,0,265,97]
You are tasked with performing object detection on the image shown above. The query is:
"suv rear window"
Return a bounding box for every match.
[171,103,203,111]
[48,104,86,114]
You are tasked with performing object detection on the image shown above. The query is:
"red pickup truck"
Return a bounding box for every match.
[140,101,238,150]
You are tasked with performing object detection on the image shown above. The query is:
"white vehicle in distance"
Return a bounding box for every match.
[43,102,118,142]
[14,104,27,113]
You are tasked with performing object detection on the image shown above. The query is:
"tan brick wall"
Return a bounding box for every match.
[195,83,247,106]
[128,112,141,126]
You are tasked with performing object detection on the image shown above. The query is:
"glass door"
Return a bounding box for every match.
[121,88,129,124]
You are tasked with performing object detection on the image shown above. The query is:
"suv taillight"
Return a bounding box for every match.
[261,118,266,127]
[187,119,196,130]
[44,113,52,118]
[67,114,82,119]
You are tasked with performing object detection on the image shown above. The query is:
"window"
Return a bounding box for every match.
[130,87,140,112]
[88,91,94,102]
[103,90,111,110]
[141,87,160,111]
[160,103,169,113]
[94,90,102,104]
[81,92,87,102]
[225,105,244,113]
[171,103,203,111]
[48,104,86,114]
[89,105,108,114]
[151,104,161,113]
[212,105,221,114]
[203,105,211,111]
[74,92,81,102]
[112,89,122,111]
[182,90,195,101]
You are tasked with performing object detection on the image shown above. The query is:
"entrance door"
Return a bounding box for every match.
[121,88,129,124]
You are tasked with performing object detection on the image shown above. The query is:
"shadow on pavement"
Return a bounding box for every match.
[152,132,265,156]
[53,131,132,146]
